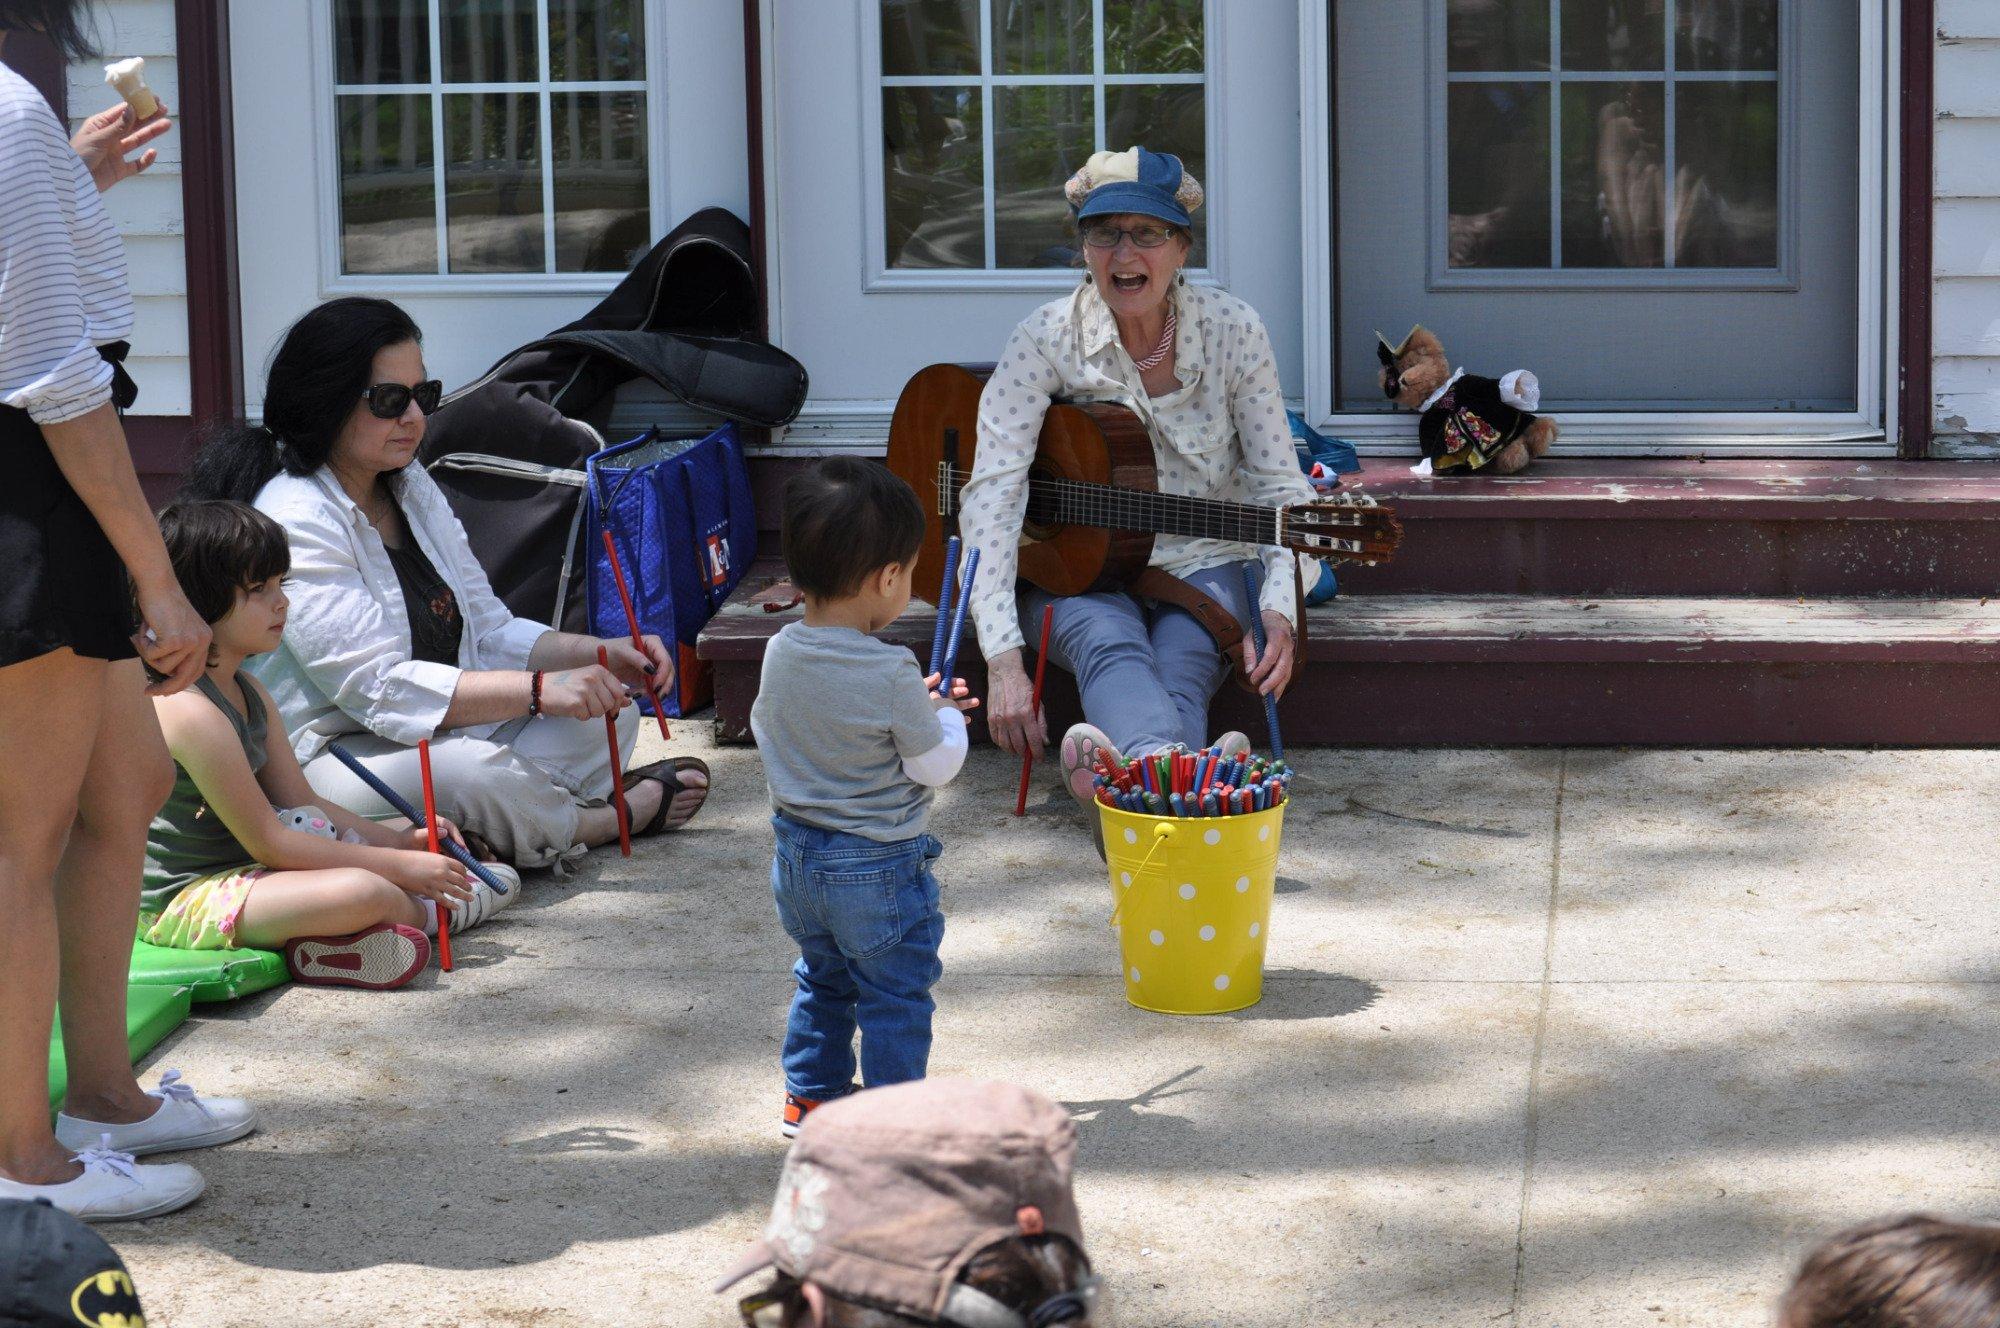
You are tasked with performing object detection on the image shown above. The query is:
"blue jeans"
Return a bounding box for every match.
[770,814,945,1100]
[1020,559,1257,757]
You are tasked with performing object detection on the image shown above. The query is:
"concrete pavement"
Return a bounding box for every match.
[106,731,2000,1326]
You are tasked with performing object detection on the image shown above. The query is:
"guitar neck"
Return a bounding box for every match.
[947,466,1283,547]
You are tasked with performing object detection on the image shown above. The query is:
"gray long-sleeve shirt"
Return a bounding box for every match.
[750,622,965,842]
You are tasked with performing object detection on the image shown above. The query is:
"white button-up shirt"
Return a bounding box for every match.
[958,278,1316,658]
[250,464,550,762]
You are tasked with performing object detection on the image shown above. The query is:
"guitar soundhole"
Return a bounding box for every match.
[1022,462,1063,543]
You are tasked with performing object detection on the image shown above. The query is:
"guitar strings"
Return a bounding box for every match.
[940,465,1394,551]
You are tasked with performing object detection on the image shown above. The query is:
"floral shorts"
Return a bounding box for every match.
[140,865,269,951]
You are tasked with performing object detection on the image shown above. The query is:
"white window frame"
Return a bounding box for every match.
[857,0,1226,294]
[1298,0,1899,456]
[311,0,670,295]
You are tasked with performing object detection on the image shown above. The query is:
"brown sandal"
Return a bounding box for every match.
[621,756,711,836]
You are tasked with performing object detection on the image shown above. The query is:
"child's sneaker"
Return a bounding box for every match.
[284,923,429,989]
[445,863,521,933]
[1059,723,1119,809]
[782,1091,829,1139]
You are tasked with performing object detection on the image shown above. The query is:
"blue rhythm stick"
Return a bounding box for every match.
[938,547,980,694]
[326,741,510,894]
[928,535,960,679]
[1241,563,1285,763]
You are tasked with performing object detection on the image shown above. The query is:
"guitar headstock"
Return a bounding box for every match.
[1278,492,1404,564]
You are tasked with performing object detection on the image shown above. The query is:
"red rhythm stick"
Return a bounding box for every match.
[1014,604,1055,817]
[598,646,632,856]
[600,530,671,741]
[418,738,451,971]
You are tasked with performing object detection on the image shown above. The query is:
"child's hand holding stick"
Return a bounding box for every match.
[597,646,632,856]
[323,743,511,894]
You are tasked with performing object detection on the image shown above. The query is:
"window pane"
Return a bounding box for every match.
[338,94,437,273]
[1446,82,1549,267]
[881,0,979,77]
[994,86,1094,268]
[1559,83,1663,266]
[1561,0,1665,70]
[553,92,648,272]
[994,0,1090,75]
[883,87,984,268]
[1677,0,1778,70]
[444,91,543,272]
[1675,82,1778,266]
[1104,0,1204,75]
[335,0,430,84]
[1102,83,1206,264]
[1446,0,1550,72]
[549,0,645,81]
[442,0,538,83]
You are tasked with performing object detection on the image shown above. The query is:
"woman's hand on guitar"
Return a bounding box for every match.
[1246,612,1296,699]
[983,649,1043,758]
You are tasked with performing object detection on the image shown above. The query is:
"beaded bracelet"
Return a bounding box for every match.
[528,669,544,717]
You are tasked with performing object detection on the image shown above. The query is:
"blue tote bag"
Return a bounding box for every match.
[585,424,758,716]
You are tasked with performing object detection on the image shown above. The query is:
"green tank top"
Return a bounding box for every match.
[141,672,270,913]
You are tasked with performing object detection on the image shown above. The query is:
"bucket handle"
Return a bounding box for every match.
[1107,821,1176,931]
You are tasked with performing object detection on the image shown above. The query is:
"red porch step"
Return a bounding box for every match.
[1338,459,2000,597]
[697,560,2000,747]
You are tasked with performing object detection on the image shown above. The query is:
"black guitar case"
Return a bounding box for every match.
[421,207,807,628]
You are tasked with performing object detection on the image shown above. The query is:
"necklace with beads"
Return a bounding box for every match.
[1129,305,1177,372]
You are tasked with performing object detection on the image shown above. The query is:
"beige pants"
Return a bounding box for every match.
[302,707,639,870]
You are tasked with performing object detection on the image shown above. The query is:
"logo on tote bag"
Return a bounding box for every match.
[705,534,732,589]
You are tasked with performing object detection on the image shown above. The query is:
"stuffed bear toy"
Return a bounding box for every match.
[1377,325,1557,476]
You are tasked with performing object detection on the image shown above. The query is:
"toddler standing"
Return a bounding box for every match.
[750,459,978,1136]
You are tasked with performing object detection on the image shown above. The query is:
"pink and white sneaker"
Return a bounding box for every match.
[284,923,430,990]
[1059,723,1121,808]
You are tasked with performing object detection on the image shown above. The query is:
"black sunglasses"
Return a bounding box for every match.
[359,379,443,419]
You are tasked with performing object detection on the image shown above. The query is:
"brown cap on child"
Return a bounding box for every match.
[715,1079,1087,1323]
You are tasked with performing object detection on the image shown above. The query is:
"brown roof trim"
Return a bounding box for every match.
[174,0,244,429]
[1898,0,1935,459]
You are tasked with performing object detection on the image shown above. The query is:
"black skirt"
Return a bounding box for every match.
[0,344,140,667]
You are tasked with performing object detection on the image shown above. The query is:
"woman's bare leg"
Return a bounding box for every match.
[0,649,105,1185]
[231,867,426,950]
[56,660,176,1126]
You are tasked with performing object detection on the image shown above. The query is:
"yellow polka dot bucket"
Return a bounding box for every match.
[1100,800,1284,1015]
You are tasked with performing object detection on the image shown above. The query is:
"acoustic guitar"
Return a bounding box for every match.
[885,362,1403,602]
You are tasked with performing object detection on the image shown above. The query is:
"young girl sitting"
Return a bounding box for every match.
[143,500,517,988]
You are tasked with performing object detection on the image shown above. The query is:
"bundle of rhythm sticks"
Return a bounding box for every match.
[1093,744,1292,817]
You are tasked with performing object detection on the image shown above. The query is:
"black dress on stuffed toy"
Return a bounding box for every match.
[1420,372,1538,474]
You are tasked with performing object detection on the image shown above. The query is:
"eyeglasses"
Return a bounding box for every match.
[359,379,443,419]
[739,1275,1103,1328]
[1080,222,1175,249]
[737,1291,784,1328]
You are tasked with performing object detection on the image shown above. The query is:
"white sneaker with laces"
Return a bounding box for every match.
[0,1137,205,1221]
[446,863,521,933]
[55,1069,257,1157]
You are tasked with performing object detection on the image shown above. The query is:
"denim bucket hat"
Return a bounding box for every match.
[1066,146,1203,228]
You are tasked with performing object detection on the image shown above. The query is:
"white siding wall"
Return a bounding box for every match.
[65,0,187,415]
[1935,0,2000,440]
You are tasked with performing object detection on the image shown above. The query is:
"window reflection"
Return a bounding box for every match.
[1446,83,1550,268]
[884,87,985,269]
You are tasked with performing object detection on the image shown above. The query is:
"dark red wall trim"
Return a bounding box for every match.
[125,415,193,507]
[173,0,244,431]
[1898,0,1935,459]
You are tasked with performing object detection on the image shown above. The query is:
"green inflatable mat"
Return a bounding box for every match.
[47,984,192,1111]
[128,937,288,1004]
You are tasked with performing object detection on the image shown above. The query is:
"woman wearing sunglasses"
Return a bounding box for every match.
[181,297,708,872]
[957,147,1315,828]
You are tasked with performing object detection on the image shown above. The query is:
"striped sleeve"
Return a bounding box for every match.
[0,78,122,424]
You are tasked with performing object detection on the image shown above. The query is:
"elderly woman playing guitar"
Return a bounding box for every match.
[959,146,1319,810]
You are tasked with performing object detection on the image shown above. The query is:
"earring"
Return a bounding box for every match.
[1176,268,1187,286]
